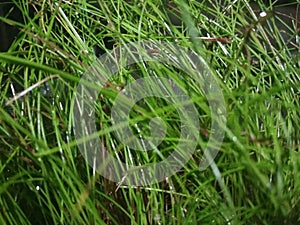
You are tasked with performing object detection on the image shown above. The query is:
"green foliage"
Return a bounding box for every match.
[0,0,299,224]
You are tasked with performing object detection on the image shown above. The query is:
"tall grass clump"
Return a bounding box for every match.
[0,0,299,224]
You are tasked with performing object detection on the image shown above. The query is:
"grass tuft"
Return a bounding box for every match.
[0,0,299,224]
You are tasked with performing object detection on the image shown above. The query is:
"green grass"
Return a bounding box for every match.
[0,0,300,224]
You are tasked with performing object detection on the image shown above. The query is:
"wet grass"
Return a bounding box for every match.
[0,0,300,224]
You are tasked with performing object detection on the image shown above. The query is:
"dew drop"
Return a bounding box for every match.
[260,11,267,18]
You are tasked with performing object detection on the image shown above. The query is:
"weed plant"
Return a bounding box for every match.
[0,0,299,224]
